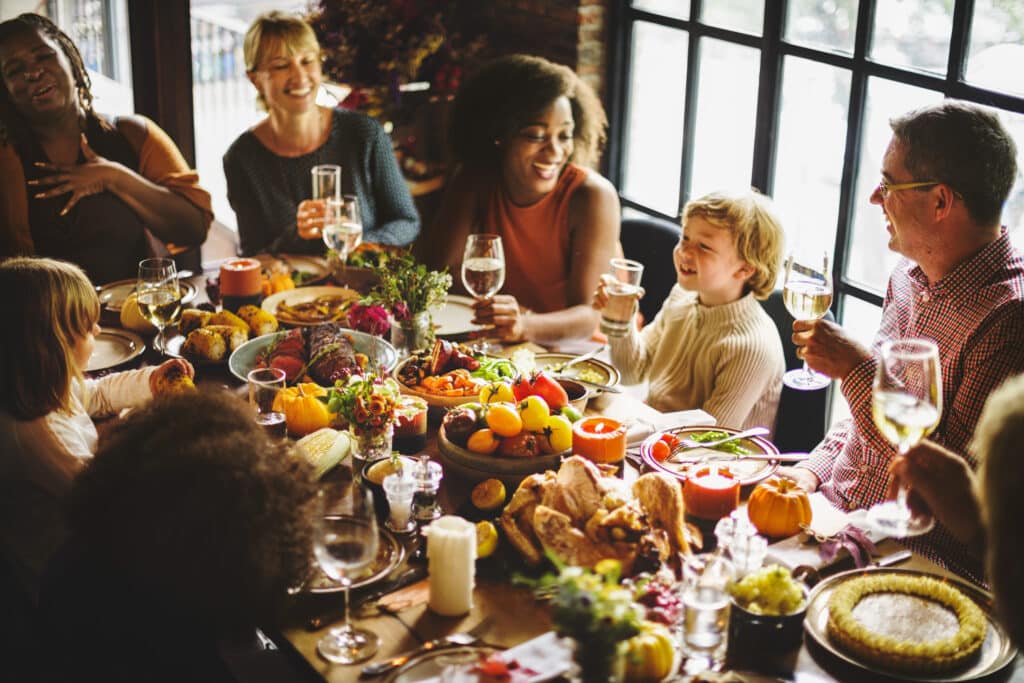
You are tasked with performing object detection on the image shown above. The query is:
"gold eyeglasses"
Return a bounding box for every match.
[878,178,962,200]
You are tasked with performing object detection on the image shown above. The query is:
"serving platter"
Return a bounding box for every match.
[228,327,397,385]
[306,522,404,594]
[804,567,1017,681]
[640,425,779,486]
[430,294,486,338]
[85,328,146,372]
[261,285,361,327]
[97,278,197,313]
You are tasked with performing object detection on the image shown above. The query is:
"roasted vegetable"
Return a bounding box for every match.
[178,308,213,335]
[208,309,249,332]
[204,324,248,352]
[151,364,195,396]
[237,304,278,337]
[181,327,227,362]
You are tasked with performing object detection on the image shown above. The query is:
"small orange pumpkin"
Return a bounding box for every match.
[747,476,812,538]
[272,383,331,436]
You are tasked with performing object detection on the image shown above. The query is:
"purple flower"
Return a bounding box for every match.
[391,300,411,322]
[347,303,391,337]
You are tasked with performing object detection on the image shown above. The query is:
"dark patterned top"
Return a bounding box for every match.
[802,231,1024,584]
[223,108,419,256]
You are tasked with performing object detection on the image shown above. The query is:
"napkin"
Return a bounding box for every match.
[764,492,886,570]
[414,632,571,683]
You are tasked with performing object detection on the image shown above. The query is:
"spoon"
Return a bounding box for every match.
[561,343,608,370]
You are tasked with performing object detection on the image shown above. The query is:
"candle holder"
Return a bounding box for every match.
[683,465,740,521]
[412,455,443,523]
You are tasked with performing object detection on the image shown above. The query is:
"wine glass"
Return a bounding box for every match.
[782,252,832,391]
[136,257,182,353]
[322,194,363,263]
[866,339,941,537]
[461,233,505,355]
[314,487,381,664]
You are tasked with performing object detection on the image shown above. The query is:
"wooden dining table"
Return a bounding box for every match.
[98,272,1023,683]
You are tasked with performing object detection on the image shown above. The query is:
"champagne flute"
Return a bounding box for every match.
[782,252,832,391]
[866,339,941,537]
[314,487,380,664]
[461,233,505,355]
[136,257,182,353]
[322,194,363,263]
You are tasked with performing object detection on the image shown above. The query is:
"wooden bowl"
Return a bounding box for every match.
[435,425,567,487]
[394,357,483,409]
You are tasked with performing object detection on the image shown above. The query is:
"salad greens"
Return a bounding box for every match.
[470,356,516,382]
[688,430,754,455]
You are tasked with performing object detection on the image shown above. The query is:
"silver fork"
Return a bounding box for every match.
[360,616,493,677]
[667,427,770,461]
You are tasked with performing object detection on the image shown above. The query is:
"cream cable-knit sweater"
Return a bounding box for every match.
[609,286,784,432]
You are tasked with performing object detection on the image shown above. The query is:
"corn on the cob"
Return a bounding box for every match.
[204,324,248,351]
[152,364,196,396]
[237,304,279,337]
[295,428,350,479]
[208,310,249,332]
[181,327,227,362]
[179,309,213,335]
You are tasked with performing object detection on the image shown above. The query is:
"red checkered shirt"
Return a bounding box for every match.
[802,231,1024,585]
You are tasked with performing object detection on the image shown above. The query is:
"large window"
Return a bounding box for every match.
[611,0,1024,422]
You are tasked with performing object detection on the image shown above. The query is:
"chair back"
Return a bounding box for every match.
[758,289,834,453]
[620,216,681,324]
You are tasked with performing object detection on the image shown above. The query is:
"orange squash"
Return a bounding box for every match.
[272,383,331,436]
[747,476,812,538]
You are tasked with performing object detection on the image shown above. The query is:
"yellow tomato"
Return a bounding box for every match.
[485,402,523,437]
[518,395,550,432]
[542,414,573,453]
[480,381,515,404]
[466,428,501,455]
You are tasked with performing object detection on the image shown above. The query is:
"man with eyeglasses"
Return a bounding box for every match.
[782,100,1024,585]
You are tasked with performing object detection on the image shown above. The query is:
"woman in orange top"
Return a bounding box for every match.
[418,55,620,345]
[0,14,212,285]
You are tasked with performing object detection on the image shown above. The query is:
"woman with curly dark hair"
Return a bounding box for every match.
[417,54,621,345]
[0,13,212,284]
[37,390,317,681]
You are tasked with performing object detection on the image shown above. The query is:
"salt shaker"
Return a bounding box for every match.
[412,455,443,523]
[424,515,476,616]
[714,510,767,577]
[383,471,417,534]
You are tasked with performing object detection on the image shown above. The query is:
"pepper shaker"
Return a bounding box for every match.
[412,455,443,523]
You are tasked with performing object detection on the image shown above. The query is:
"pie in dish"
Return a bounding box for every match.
[827,573,986,674]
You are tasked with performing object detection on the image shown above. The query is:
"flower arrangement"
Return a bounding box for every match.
[346,302,392,337]
[309,0,489,121]
[325,373,401,439]
[369,250,451,320]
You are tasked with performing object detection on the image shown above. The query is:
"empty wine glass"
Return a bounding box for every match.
[782,252,832,391]
[322,194,363,263]
[461,233,505,355]
[136,257,182,353]
[314,487,380,664]
[866,339,941,537]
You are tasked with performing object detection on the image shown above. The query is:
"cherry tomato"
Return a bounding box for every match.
[659,432,680,448]
[466,428,501,455]
[480,381,515,404]
[529,371,569,411]
[485,402,523,437]
[542,414,573,453]
[498,432,540,457]
[518,395,550,432]
[651,440,671,462]
[511,375,533,402]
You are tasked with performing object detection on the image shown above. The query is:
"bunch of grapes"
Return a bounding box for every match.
[628,573,683,625]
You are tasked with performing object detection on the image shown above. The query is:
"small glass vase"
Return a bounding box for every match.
[349,423,394,477]
[390,311,434,359]
[565,638,625,683]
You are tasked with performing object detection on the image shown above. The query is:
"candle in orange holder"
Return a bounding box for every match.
[219,258,262,312]
[571,416,627,464]
[684,465,740,520]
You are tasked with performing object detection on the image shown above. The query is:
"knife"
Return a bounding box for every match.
[305,565,428,631]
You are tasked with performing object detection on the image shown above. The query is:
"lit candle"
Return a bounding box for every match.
[424,515,476,616]
[219,258,262,312]
[684,465,740,520]
[571,416,627,464]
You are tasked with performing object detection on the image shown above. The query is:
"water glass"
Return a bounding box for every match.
[311,164,342,202]
[681,553,734,674]
[322,194,363,262]
[600,258,644,337]
[247,368,287,440]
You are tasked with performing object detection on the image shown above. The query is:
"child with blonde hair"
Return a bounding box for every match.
[0,256,192,597]
[594,189,785,430]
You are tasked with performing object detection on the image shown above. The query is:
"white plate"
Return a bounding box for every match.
[252,253,330,286]
[85,328,146,372]
[430,295,485,338]
[97,279,197,313]
[261,285,361,327]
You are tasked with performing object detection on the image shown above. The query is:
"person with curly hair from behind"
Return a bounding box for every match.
[36,390,317,682]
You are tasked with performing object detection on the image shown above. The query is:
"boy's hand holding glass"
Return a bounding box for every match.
[598,258,644,337]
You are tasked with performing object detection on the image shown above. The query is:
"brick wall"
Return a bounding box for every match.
[487,0,610,101]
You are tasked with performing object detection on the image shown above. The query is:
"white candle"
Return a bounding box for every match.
[425,515,476,616]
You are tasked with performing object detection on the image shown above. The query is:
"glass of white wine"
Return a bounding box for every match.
[461,233,505,355]
[322,194,363,263]
[866,338,941,537]
[314,487,381,664]
[136,257,182,353]
[782,252,832,391]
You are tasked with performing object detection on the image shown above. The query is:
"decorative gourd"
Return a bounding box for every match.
[747,476,812,538]
[272,383,331,436]
[622,621,675,682]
